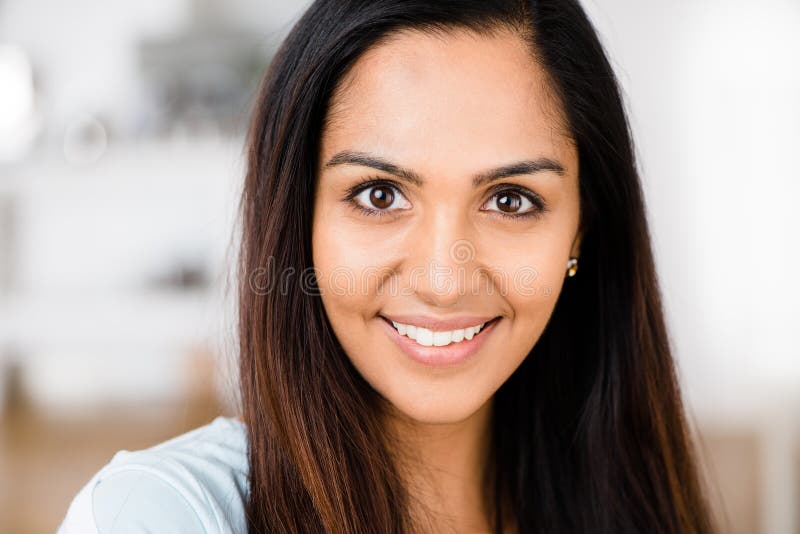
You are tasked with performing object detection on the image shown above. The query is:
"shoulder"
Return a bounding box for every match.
[57,415,249,534]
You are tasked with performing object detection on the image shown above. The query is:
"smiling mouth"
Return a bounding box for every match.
[379,315,501,347]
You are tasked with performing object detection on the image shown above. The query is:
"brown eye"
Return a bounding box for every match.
[370,187,394,209]
[350,183,411,215]
[496,193,522,213]
[480,187,543,219]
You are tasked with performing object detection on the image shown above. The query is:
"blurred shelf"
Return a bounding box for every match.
[0,288,230,346]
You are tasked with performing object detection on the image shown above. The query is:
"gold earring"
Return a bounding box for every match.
[566,257,579,277]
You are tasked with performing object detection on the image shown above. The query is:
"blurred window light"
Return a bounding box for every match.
[0,44,40,162]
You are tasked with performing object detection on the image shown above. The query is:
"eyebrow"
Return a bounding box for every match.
[324,150,566,188]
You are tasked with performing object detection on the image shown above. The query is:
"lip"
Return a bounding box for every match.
[379,313,498,331]
[379,315,502,368]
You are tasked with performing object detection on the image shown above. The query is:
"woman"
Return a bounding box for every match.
[59,0,716,532]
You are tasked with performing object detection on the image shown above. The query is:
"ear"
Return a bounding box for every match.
[570,227,583,258]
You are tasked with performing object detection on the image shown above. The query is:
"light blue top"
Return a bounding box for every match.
[57,415,249,534]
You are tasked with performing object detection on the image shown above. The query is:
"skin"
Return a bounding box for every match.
[312,28,582,533]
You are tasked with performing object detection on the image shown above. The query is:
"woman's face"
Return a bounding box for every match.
[312,29,581,424]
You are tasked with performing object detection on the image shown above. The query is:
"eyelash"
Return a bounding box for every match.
[341,177,405,219]
[341,176,548,220]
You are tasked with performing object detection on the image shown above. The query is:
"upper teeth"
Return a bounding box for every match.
[390,320,487,347]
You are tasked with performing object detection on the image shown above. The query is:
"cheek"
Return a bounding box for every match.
[481,231,569,344]
[313,229,392,306]
[312,217,391,348]
[480,227,569,299]
[504,267,564,351]
[313,198,403,269]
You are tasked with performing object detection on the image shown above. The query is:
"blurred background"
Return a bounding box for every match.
[0,0,797,532]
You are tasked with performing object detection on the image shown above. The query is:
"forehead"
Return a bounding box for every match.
[320,28,575,174]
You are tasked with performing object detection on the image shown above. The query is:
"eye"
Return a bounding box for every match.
[480,186,546,220]
[344,179,411,217]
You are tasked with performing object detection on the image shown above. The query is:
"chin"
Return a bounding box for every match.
[383,387,491,426]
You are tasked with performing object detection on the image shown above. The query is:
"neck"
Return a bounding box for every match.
[385,397,495,533]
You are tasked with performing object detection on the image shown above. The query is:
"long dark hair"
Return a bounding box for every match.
[236,1,716,532]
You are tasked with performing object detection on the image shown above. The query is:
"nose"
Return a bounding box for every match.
[405,210,476,308]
